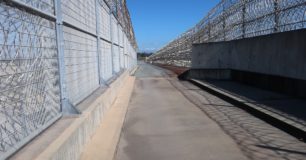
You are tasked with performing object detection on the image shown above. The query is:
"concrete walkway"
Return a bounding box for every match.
[81,76,135,160]
[115,62,248,160]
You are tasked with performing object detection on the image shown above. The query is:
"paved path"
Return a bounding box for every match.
[115,62,248,160]
[172,79,306,160]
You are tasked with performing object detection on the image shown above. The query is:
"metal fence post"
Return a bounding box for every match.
[109,11,115,75]
[274,0,279,32]
[222,2,226,41]
[54,0,79,114]
[117,23,122,70]
[208,16,211,41]
[198,29,201,43]
[242,0,246,38]
[95,0,103,86]
[123,34,126,69]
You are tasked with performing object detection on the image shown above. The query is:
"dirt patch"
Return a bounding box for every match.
[154,64,189,75]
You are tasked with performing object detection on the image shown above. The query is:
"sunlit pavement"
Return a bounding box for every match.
[114,62,248,160]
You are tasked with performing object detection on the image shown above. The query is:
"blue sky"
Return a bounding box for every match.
[126,0,220,52]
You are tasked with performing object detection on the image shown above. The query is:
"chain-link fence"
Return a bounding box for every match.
[0,0,137,159]
[149,0,306,67]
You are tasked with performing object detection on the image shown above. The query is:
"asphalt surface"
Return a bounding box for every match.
[115,62,248,160]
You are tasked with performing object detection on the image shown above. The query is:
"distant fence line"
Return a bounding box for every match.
[149,0,306,67]
[0,0,137,159]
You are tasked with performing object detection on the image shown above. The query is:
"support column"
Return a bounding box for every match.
[123,34,126,69]
[242,0,246,38]
[109,11,115,75]
[274,0,279,32]
[117,23,122,70]
[54,0,79,114]
[208,17,211,41]
[95,0,103,86]
[222,3,226,41]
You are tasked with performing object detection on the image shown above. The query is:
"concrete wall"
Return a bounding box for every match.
[192,29,306,80]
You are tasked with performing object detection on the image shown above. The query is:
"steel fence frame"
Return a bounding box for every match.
[0,0,137,159]
[149,0,306,67]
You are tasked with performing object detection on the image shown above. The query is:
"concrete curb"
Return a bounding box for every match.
[129,65,139,75]
[189,79,306,141]
[80,76,135,160]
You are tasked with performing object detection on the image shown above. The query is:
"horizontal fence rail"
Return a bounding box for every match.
[148,0,306,67]
[0,0,138,159]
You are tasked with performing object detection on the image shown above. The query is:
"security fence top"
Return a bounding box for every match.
[5,0,57,21]
[148,0,306,66]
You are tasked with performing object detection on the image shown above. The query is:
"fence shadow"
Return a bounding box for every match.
[170,79,306,160]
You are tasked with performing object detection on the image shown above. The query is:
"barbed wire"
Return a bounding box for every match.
[0,0,138,158]
[149,0,306,67]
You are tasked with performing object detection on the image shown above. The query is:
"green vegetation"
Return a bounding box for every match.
[137,52,153,60]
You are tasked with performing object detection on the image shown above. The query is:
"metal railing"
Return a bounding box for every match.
[149,0,306,67]
[0,0,137,159]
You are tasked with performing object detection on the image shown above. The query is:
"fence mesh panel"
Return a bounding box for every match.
[15,0,55,14]
[0,0,138,158]
[63,26,99,105]
[0,2,60,155]
[61,0,96,34]
[100,40,112,81]
[113,45,120,73]
[120,47,124,69]
[149,0,306,67]
[99,2,111,41]
[111,15,119,44]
